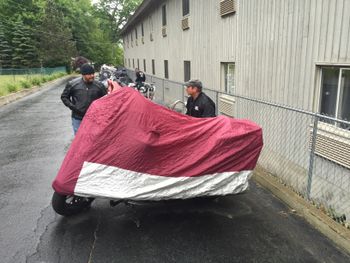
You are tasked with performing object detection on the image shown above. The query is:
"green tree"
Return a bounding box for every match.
[11,19,39,68]
[56,0,116,66]
[38,0,77,67]
[0,0,121,68]
[0,0,43,68]
[114,44,124,66]
[94,0,142,42]
[0,23,12,68]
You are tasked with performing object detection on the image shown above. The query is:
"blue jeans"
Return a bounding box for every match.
[72,117,82,135]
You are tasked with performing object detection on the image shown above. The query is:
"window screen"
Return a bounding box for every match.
[183,0,189,16]
[152,59,155,75]
[162,5,167,26]
[164,60,169,79]
[184,61,191,81]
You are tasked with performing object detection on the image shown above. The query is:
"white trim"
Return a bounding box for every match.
[317,122,350,141]
[74,162,252,200]
[335,69,342,119]
[315,62,350,67]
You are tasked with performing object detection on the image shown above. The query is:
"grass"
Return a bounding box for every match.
[0,72,67,97]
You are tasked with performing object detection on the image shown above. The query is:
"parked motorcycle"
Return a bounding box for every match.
[51,87,263,216]
[98,65,155,99]
[99,65,132,89]
[128,81,156,100]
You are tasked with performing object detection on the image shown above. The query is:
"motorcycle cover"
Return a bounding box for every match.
[53,87,263,200]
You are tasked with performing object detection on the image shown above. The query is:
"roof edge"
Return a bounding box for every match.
[120,0,161,36]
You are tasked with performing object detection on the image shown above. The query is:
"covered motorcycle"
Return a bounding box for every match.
[52,87,263,215]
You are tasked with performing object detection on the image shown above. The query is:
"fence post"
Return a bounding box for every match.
[307,114,319,200]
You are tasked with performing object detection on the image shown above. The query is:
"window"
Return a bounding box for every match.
[221,63,235,94]
[124,58,127,66]
[143,59,146,72]
[184,61,191,81]
[149,16,154,41]
[135,28,138,45]
[133,59,135,68]
[164,60,169,79]
[152,59,155,75]
[320,67,350,129]
[162,5,167,26]
[137,59,140,70]
[183,0,189,16]
[128,58,130,67]
[141,23,145,44]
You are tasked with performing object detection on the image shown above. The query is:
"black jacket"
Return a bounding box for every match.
[135,71,146,83]
[61,77,107,120]
[186,92,216,118]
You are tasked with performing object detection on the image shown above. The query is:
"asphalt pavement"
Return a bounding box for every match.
[0,79,350,263]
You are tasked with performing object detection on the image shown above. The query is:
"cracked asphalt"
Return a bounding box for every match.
[1,79,350,263]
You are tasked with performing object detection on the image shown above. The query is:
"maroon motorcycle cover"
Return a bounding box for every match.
[52,87,263,200]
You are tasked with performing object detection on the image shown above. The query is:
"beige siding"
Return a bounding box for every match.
[124,0,237,88]
[236,0,350,110]
[123,0,350,110]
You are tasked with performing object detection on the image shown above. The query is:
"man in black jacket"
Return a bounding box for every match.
[135,68,146,89]
[61,63,107,135]
[185,79,216,118]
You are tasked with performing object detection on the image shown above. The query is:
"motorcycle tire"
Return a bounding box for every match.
[52,192,94,216]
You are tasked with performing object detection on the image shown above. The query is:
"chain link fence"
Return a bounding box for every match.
[0,67,67,96]
[0,66,66,79]
[125,69,350,224]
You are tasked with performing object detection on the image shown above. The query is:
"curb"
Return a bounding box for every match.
[0,76,73,107]
[253,167,350,255]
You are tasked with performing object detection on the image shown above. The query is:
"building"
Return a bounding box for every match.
[121,0,350,223]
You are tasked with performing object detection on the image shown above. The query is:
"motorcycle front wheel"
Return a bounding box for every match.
[52,192,94,216]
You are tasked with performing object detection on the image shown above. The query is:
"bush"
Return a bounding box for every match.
[7,83,19,93]
[50,72,66,80]
[31,77,41,86]
[40,72,64,83]
[41,76,49,82]
[20,80,31,89]
[0,71,68,98]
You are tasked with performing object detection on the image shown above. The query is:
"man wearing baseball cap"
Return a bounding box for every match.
[184,79,216,118]
[61,63,107,135]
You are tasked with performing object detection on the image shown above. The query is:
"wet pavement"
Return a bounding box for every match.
[0,80,350,263]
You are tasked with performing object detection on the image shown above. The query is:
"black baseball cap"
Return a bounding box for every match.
[80,63,95,75]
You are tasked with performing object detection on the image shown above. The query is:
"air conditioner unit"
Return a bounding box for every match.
[182,17,189,30]
[220,0,236,17]
[219,94,235,117]
[162,27,167,37]
[309,124,350,169]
